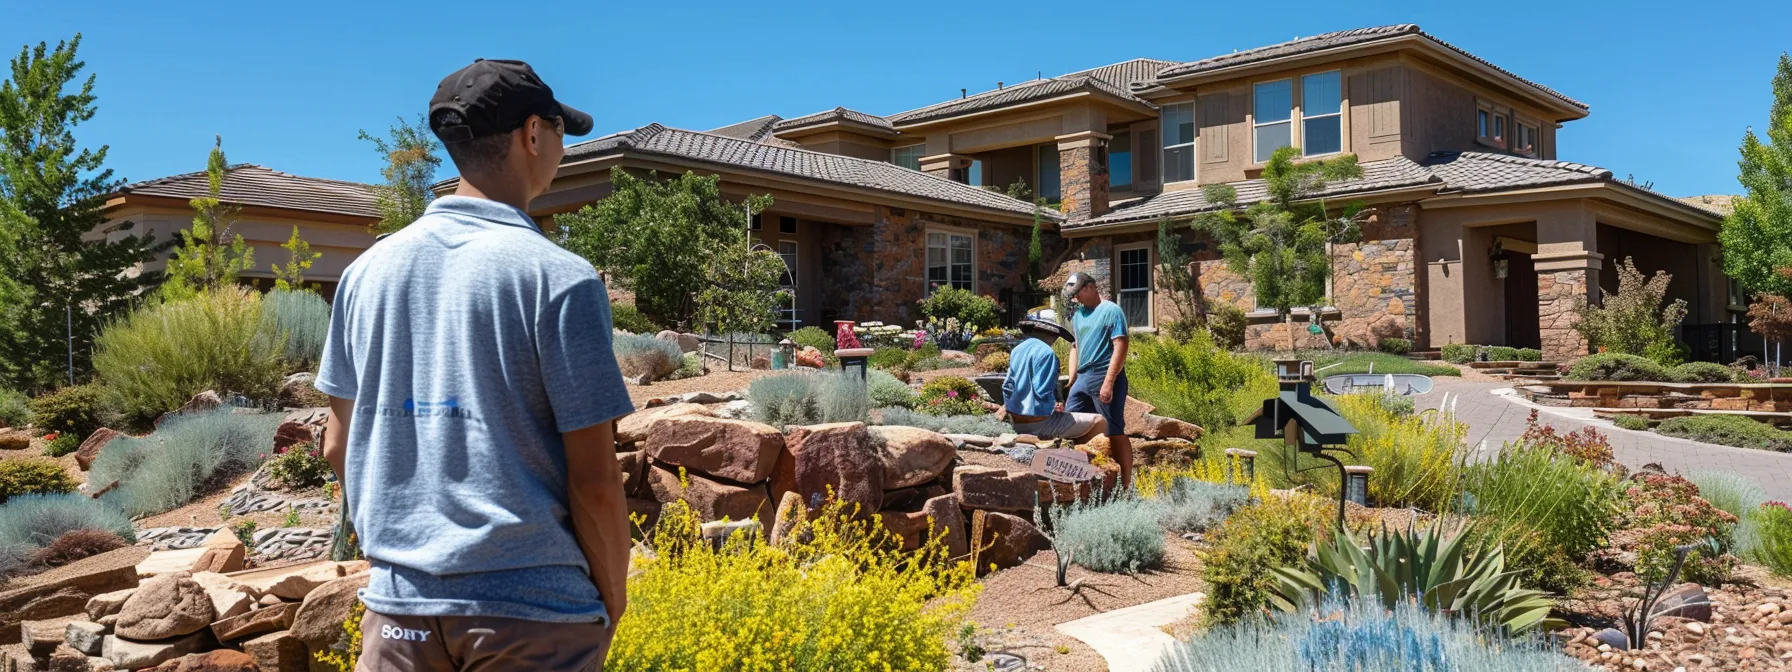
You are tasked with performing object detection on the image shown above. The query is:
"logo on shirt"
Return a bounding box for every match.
[375,397,477,420]
[380,624,433,642]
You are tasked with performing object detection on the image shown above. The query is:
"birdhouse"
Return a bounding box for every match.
[1243,359,1360,526]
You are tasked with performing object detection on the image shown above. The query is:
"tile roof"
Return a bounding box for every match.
[707,115,784,142]
[1678,194,1736,217]
[887,58,1170,126]
[1144,24,1586,112]
[773,107,895,133]
[563,124,1059,219]
[1075,151,1714,229]
[116,164,379,219]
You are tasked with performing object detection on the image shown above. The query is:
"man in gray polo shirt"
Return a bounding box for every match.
[316,59,632,671]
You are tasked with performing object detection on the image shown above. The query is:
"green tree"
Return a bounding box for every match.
[1155,216,1203,337]
[358,115,442,234]
[1189,146,1363,347]
[1721,53,1792,300]
[271,226,320,291]
[0,34,162,392]
[161,136,252,301]
[696,194,787,342]
[558,169,770,328]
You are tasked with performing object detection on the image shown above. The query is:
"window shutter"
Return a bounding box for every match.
[1137,127,1159,190]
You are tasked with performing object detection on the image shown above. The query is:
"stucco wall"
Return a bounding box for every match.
[103,206,376,283]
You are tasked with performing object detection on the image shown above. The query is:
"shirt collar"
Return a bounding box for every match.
[427,195,542,233]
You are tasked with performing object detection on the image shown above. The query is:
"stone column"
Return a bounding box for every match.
[1535,245,1603,361]
[1056,131,1111,220]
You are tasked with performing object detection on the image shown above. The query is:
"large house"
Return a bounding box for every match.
[98,165,381,300]
[455,24,1732,360]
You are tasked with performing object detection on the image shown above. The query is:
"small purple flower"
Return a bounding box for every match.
[947,390,959,398]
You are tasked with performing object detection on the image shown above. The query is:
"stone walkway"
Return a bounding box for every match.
[1054,592,1204,672]
[1421,379,1792,501]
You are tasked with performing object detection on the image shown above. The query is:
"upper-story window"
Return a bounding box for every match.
[779,216,798,234]
[892,144,925,171]
[1162,102,1194,183]
[1301,71,1342,156]
[1037,144,1061,200]
[1513,121,1540,156]
[1477,103,1508,149]
[1253,79,1293,163]
[966,159,983,187]
[1109,131,1133,191]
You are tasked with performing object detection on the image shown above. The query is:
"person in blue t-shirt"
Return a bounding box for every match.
[1063,272,1134,488]
[1001,319,1106,441]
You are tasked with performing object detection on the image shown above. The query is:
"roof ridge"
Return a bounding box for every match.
[121,163,375,193]
[643,126,1058,214]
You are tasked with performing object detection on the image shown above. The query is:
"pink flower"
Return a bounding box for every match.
[947,390,959,398]
[259,453,267,460]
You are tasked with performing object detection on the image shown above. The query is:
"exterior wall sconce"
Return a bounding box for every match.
[1490,239,1509,279]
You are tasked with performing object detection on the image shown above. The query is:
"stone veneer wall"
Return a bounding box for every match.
[820,205,1050,325]
[1538,268,1591,361]
[1058,145,1109,221]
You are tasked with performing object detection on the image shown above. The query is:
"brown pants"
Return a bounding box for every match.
[356,610,613,672]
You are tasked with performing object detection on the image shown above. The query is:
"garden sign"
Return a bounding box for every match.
[1030,447,1100,484]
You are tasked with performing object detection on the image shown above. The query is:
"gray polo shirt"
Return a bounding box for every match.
[316,195,634,623]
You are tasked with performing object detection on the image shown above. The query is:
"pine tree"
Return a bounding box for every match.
[1721,53,1792,300]
[0,35,162,392]
[272,226,320,291]
[161,136,253,301]
[358,115,442,234]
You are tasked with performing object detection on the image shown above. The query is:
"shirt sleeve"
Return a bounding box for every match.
[1105,305,1129,342]
[314,285,358,400]
[537,275,637,433]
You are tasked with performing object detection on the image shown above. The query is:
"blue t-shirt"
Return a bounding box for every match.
[315,196,635,623]
[1002,338,1059,417]
[1071,300,1129,373]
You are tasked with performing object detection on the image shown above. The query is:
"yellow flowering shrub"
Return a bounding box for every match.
[608,497,981,671]
[313,601,364,671]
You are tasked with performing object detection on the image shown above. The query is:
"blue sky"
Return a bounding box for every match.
[3,0,1787,197]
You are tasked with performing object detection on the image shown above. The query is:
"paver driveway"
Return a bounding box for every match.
[1418,379,1792,501]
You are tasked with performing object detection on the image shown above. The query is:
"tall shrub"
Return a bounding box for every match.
[1573,257,1687,365]
[1201,493,1332,626]
[917,286,1000,333]
[259,288,329,369]
[89,407,282,516]
[93,287,284,422]
[358,114,441,234]
[1459,444,1622,593]
[1128,332,1278,434]
[160,137,254,302]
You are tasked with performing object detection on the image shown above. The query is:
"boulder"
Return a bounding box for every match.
[922,495,970,559]
[952,466,1038,513]
[615,403,714,445]
[138,549,209,578]
[643,416,784,484]
[940,350,975,364]
[150,650,260,671]
[241,631,306,672]
[86,589,137,622]
[646,467,771,523]
[0,546,147,644]
[627,498,662,535]
[255,595,282,608]
[0,427,29,451]
[676,333,702,354]
[878,509,932,551]
[270,421,314,455]
[116,573,214,640]
[65,621,109,656]
[616,451,646,497]
[1653,583,1713,622]
[976,512,1051,574]
[289,573,368,649]
[189,532,245,575]
[699,520,762,548]
[45,646,94,672]
[210,602,297,643]
[223,561,344,601]
[204,587,253,622]
[773,422,884,515]
[102,631,210,670]
[768,491,806,547]
[74,429,122,470]
[1135,413,1202,441]
[23,619,65,657]
[870,426,956,490]
[881,484,948,512]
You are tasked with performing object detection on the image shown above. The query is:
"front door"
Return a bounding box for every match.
[1504,253,1541,349]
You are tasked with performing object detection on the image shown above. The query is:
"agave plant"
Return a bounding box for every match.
[1269,521,1562,635]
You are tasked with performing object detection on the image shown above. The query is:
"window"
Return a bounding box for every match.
[1117,246,1152,327]
[1253,79,1293,162]
[958,159,984,187]
[1514,122,1540,156]
[892,145,925,171]
[1301,71,1342,156]
[1037,144,1061,200]
[749,213,762,231]
[1162,102,1194,183]
[1477,103,1509,148]
[1109,131,1133,191]
[779,216,797,234]
[1478,110,1489,138]
[777,240,798,288]
[926,230,974,293]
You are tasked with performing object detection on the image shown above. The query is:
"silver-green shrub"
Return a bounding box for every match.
[91,408,283,517]
[613,333,683,381]
[749,371,869,429]
[93,287,287,421]
[875,407,1009,436]
[1156,478,1251,533]
[867,369,916,409]
[1690,470,1769,558]
[1152,598,1593,671]
[0,493,135,551]
[1050,495,1165,574]
[259,288,329,368]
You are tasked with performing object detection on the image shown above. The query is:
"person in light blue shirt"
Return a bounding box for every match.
[1064,272,1134,488]
[1001,320,1105,441]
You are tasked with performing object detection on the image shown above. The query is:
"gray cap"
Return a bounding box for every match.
[1064,272,1096,298]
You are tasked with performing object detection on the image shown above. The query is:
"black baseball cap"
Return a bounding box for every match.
[428,59,594,143]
